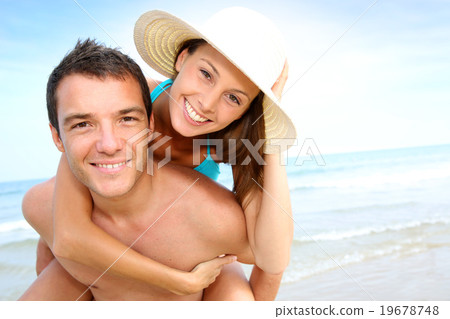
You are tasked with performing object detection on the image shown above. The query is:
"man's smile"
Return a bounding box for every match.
[90,160,131,174]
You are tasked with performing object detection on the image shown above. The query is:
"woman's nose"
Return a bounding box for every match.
[198,89,220,114]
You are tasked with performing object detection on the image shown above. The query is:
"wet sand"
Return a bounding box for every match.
[277,246,450,300]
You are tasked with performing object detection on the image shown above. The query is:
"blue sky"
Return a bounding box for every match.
[1,0,449,182]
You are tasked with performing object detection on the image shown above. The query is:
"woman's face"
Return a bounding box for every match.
[168,43,260,137]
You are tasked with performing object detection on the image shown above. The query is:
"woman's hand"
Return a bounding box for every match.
[176,255,237,295]
[271,60,289,99]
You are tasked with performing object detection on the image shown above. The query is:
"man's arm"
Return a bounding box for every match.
[203,263,283,301]
[197,177,283,300]
[203,262,254,301]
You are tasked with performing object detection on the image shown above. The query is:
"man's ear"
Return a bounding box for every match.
[148,113,155,133]
[49,123,65,153]
[175,48,189,72]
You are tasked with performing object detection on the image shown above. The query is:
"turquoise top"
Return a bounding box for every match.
[150,79,220,181]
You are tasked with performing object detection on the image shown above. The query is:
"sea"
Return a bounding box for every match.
[1,144,449,300]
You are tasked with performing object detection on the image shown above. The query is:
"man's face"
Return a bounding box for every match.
[51,74,150,198]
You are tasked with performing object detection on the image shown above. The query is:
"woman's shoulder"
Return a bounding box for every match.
[146,78,161,92]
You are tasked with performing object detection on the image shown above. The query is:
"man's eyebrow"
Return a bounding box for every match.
[201,58,220,77]
[63,113,94,126]
[63,107,146,126]
[117,106,146,116]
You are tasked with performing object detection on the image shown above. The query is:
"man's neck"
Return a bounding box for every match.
[90,169,155,220]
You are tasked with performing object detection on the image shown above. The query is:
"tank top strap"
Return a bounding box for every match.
[150,79,173,103]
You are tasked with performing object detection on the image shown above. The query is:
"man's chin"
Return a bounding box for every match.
[90,186,132,199]
[87,180,135,199]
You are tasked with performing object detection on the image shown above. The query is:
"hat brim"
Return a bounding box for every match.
[134,10,297,153]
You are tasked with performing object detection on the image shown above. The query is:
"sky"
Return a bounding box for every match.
[0,0,449,182]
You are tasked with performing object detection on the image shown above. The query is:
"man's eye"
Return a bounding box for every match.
[72,122,88,129]
[122,116,135,122]
[200,69,211,80]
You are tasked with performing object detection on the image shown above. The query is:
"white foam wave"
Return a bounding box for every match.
[0,220,33,233]
[294,218,450,243]
[291,164,450,190]
[283,240,428,283]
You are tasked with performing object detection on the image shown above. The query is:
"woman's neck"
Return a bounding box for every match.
[151,92,207,168]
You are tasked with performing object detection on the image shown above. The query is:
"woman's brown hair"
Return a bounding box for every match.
[174,39,266,208]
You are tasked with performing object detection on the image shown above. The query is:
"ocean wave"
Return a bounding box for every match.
[283,239,429,283]
[0,189,26,197]
[0,238,38,250]
[0,261,35,276]
[0,220,33,233]
[289,165,450,190]
[322,201,419,215]
[293,217,450,243]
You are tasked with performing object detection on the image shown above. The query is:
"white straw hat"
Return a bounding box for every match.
[134,7,296,153]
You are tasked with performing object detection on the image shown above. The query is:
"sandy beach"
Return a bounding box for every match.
[277,246,450,301]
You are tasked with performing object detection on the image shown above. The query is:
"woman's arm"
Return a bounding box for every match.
[242,60,294,274]
[249,265,283,300]
[243,153,293,274]
[52,155,236,295]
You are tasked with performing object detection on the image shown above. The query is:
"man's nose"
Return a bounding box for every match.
[96,125,122,155]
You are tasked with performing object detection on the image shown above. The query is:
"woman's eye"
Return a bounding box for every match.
[200,69,211,80]
[228,94,240,105]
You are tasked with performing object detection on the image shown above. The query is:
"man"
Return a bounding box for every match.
[19,39,279,300]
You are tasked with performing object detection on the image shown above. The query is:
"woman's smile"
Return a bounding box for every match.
[183,98,211,125]
[169,44,260,136]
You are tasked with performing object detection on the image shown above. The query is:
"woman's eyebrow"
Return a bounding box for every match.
[200,58,250,99]
[230,89,249,99]
[200,58,220,77]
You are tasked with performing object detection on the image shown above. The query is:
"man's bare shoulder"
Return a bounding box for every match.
[159,163,242,216]
[22,177,55,241]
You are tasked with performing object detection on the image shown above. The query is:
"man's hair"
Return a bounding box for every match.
[47,38,151,135]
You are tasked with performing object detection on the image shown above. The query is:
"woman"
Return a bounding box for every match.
[29,7,296,300]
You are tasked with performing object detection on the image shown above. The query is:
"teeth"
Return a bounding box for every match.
[96,161,126,169]
[185,99,209,123]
